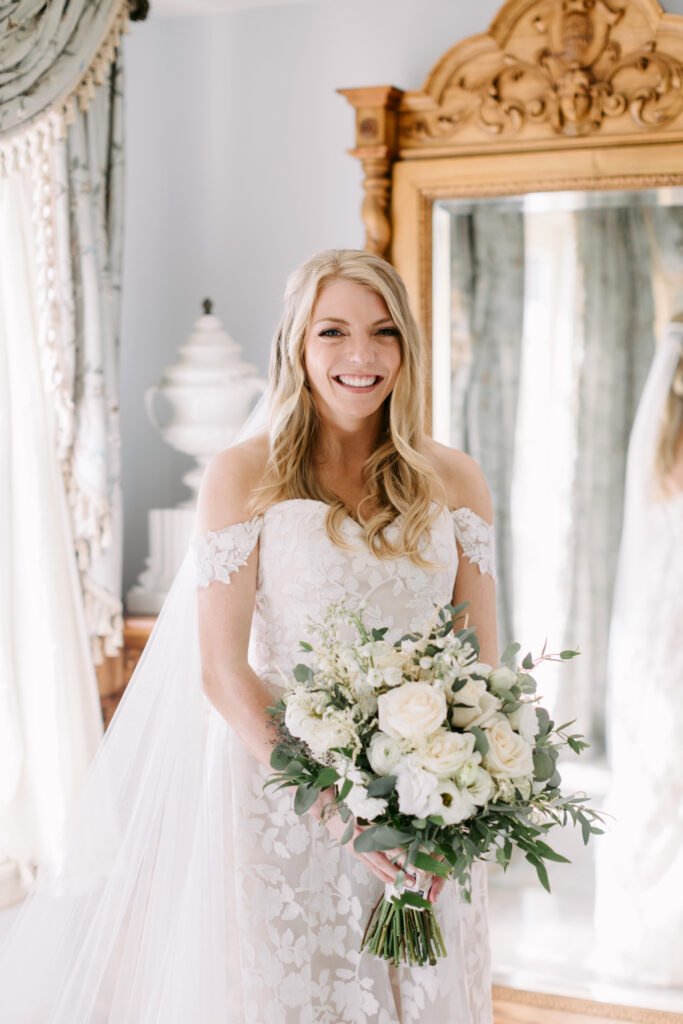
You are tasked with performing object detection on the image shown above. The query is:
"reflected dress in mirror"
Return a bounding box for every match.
[595,325,683,986]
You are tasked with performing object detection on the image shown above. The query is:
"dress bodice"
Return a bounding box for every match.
[193,498,496,694]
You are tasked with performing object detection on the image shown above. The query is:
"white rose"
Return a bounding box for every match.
[483,719,534,778]
[508,702,540,744]
[451,678,487,707]
[471,662,493,678]
[456,763,495,806]
[378,683,447,741]
[433,779,476,825]
[451,691,502,729]
[412,729,480,778]
[367,732,403,776]
[305,711,358,757]
[395,760,441,818]
[488,666,517,695]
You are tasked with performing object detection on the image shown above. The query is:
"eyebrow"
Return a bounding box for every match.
[312,316,396,326]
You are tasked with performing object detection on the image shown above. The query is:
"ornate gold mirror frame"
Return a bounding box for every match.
[340,1,683,1021]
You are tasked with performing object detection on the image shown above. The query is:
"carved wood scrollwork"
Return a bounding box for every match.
[400,0,683,145]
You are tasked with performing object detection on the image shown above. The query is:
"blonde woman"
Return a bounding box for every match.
[595,323,683,986]
[0,250,497,1023]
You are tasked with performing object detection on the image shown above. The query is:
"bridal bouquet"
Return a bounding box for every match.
[265,601,604,967]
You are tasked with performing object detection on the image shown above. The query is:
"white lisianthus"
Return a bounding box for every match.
[508,701,540,744]
[433,779,476,825]
[471,662,493,678]
[395,759,441,818]
[456,762,495,806]
[412,729,480,778]
[451,691,502,729]
[342,769,388,821]
[378,683,447,741]
[367,731,403,776]
[487,666,517,696]
[483,718,534,778]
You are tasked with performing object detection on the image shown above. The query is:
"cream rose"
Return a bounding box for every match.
[487,666,517,695]
[451,691,502,730]
[451,678,487,707]
[367,731,403,776]
[483,719,534,778]
[412,729,480,778]
[433,779,476,825]
[378,683,447,741]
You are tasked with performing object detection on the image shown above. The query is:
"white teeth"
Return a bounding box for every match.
[337,375,379,387]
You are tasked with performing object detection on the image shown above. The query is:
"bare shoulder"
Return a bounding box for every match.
[422,437,493,523]
[196,432,270,532]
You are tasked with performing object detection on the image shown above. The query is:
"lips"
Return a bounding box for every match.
[333,374,383,390]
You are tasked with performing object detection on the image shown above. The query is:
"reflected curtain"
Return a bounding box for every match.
[449,207,525,650]
[557,208,655,748]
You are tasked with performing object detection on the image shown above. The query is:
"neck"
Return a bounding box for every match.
[313,408,385,471]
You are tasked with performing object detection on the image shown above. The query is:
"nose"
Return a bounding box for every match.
[344,330,377,364]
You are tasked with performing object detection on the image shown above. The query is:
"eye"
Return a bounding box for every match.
[318,328,343,338]
[377,327,399,337]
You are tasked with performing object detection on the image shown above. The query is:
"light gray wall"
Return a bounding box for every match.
[120,0,683,594]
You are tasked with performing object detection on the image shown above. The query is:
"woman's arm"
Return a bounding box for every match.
[195,442,277,770]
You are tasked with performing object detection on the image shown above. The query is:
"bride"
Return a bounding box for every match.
[0,249,498,1023]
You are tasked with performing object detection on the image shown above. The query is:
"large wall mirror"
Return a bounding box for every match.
[342,1,683,1021]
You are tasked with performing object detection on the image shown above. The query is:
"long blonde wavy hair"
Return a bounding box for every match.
[248,249,445,565]
[654,349,683,492]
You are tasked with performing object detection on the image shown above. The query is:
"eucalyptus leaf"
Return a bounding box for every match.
[293,663,314,683]
[366,774,396,797]
[533,748,555,782]
[294,783,319,815]
[501,641,521,663]
[414,852,450,878]
[269,746,291,771]
[353,824,413,853]
[470,726,489,755]
[315,766,339,789]
[340,817,355,845]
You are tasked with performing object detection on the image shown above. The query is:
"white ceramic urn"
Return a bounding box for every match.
[145,298,266,506]
[127,301,266,614]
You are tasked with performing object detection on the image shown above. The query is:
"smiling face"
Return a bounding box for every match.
[303,277,402,428]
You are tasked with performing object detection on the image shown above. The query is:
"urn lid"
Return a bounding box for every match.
[161,298,261,385]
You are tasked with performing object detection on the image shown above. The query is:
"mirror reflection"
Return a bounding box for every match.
[432,188,683,1012]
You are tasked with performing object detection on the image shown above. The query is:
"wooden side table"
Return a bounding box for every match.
[95,615,156,728]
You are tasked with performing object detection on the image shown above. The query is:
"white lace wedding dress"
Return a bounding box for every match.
[0,497,496,1024]
[594,490,683,985]
[194,498,496,1024]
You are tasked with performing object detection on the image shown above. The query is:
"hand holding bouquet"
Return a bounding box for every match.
[266,601,604,966]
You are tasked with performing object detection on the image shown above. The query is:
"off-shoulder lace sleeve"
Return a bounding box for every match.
[451,507,497,581]
[192,516,264,587]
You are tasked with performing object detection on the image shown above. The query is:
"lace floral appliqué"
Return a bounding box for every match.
[193,516,264,587]
[451,507,497,581]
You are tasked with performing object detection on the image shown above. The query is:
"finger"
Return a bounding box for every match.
[427,876,447,903]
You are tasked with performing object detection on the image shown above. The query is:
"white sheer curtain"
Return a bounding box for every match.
[0,162,103,897]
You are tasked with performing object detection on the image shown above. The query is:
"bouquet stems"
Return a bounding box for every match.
[360,875,447,966]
